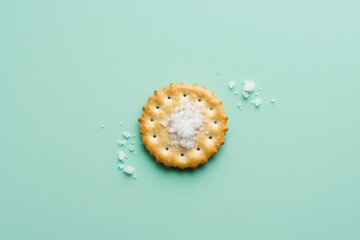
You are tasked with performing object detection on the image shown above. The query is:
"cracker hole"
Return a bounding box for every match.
[214,121,217,124]
[210,107,213,110]
[156,106,159,109]
[181,153,184,157]
[150,118,154,122]
[197,148,200,151]
[183,94,187,97]
[153,135,156,138]
[165,147,169,151]
[209,136,212,139]
[198,99,202,102]
[167,96,171,99]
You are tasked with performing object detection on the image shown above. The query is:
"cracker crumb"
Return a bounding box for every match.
[117,151,128,162]
[123,131,132,139]
[228,81,235,89]
[117,140,127,146]
[123,166,135,175]
[244,81,256,92]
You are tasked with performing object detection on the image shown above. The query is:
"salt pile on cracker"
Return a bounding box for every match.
[166,102,203,149]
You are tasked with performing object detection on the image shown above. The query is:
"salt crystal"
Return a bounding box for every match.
[123,131,131,139]
[101,125,105,129]
[234,91,239,95]
[244,81,256,92]
[117,151,128,162]
[118,164,124,170]
[129,146,134,152]
[242,91,249,99]
[216,72,220,75]
[132,174,138,179]
[252,98,262,107]
[160,121,168,127]
[237,103,243,108]
[123,166,135,175]
[270,98,276,103]
[117,140,127,146]
[167,101,203,149]
[228,81,235,89]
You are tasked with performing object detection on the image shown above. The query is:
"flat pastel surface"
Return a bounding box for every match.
[1,1,360,239]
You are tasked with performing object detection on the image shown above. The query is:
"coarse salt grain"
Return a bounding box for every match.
[228,81,235,89]
[244,81,256,92]
[252,98,262,107]
[123,131,132,139]
[160,120,168,127]
[242,91,250,99]
[123,166,135,175]
[118,164,124,169]
[270,98,276,103]
[118,151,127,162]
[117,140,127,146]
[166,101,203,149]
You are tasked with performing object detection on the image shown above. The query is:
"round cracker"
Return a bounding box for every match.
[139,83,228,169]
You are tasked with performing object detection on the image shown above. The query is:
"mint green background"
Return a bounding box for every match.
[1,1,360,239]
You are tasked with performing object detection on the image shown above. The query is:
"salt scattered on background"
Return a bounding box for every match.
[242,91,249,99]
[228,81,235,89]
[118,164,124,169]
[132,174,138,179]
[117,140,127,146]
[234,91,239,95]
[129,146,134,152]
[244,81,256,92]
[123,131,132,139]
[270,98,276,103]
[123,166,135,175]
[118,151,128,162]
[101,125,105,129]
[252,98,262,107]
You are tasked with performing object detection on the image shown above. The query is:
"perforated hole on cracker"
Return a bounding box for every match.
[139,83,228,169]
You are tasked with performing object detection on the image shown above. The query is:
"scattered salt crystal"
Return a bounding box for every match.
[132,174,138,179]
[228,81,235,89]
[237,103,243,108]
[123,131,131,139]
[129,146,134,152]
[244,81,256,92]
[123,166,135,175]
[101,125,105,129]
[118,164,124,170]
[117,151,128,162]
[270,98,276,103]
[160,120,168,127]
[242,91,249,99]
[167,101,203,149]
[255,93,259,96]
[130,141,135,145]
[234,91,239,95]
[258,88,262,91]
[216,72,220,75]
[252,98,262,107]
[117,140,127,146]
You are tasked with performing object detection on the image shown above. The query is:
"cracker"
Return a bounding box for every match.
[139,83,228,169]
